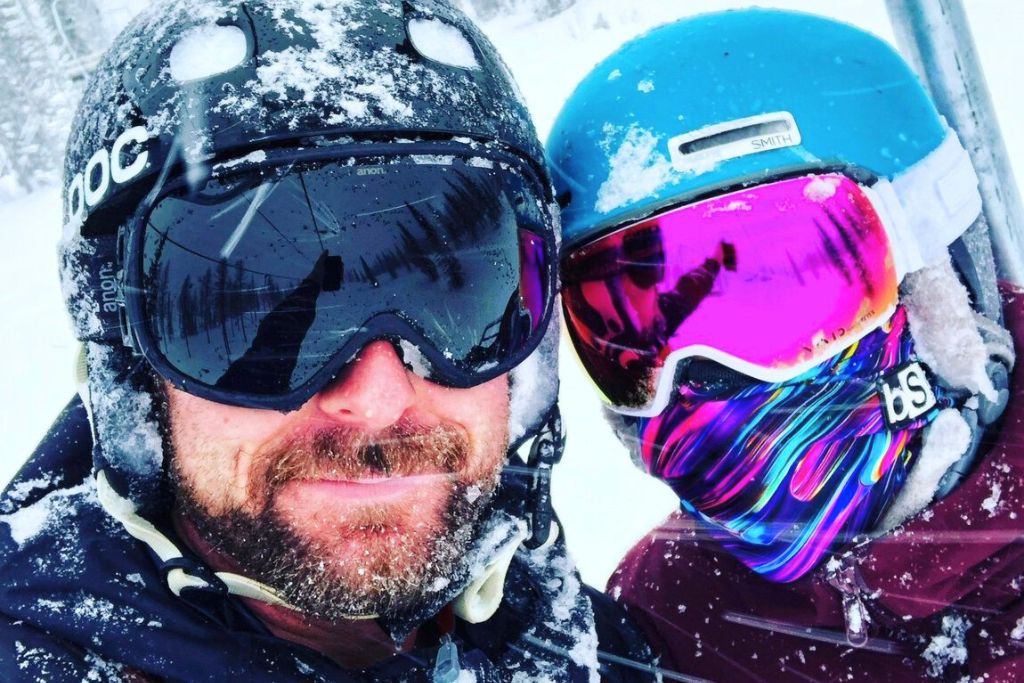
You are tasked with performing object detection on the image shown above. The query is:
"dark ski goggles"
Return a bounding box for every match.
[121,150,555,410]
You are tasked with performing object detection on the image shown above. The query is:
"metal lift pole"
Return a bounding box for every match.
[885,0,1024,292]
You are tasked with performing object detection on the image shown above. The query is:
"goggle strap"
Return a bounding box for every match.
[72,234,125,345]
[875,127,982,280]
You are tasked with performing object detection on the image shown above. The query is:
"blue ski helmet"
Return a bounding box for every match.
[549,9,949,252]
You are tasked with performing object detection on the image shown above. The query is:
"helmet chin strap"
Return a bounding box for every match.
[517,404,565,550]
[95,469,324,613]
[452,523,533,623]
[90,389,565,623]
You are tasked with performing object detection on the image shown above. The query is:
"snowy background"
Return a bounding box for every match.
[2,0,1023,589]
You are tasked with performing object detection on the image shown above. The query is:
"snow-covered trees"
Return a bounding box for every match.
[457,0,576,22]
[0,0,144,195]
[0,0,80,193]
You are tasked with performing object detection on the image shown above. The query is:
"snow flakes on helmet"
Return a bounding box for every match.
[62,0,545,232]
[595,126,676,215]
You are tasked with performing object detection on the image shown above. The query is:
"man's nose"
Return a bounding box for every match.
[314,340,416,431]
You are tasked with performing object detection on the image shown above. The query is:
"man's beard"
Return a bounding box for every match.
[169,419,504,621]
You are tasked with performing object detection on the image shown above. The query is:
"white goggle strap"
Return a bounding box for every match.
[868,127,982,281]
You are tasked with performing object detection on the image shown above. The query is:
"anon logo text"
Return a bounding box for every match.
[67,126,150,222]
[98,261,120,314]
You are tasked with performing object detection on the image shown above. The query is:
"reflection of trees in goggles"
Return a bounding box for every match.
[129,154,554,408]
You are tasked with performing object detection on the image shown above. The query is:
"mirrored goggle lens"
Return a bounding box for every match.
[561,173,899,413]
[137,156,552,402]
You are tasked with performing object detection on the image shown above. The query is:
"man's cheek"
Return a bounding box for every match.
[460,445,505,495]
[165,381,286,446]
[170,434,257,517]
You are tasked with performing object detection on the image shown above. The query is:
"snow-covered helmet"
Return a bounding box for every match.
[59,0,563,630]
[548,9,1014,577]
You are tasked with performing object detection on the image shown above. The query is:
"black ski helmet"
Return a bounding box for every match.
[59,0,562,548]
[62,0,551,338]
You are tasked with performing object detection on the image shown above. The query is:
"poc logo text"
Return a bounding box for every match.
[68,126,150,223]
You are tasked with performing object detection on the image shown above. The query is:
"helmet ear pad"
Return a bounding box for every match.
[80,341,170,518]
[900,256,1010,402]
[948,226,1004,325]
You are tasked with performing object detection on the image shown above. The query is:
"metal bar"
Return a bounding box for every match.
[885,0,1024,286]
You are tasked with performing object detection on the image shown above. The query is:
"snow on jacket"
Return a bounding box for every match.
[610,288,1024,682]
[0,397,656,682]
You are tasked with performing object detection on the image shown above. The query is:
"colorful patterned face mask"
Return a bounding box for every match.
[638,307,950,582]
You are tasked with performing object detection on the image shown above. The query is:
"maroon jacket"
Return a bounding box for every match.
[610,290,1024,682]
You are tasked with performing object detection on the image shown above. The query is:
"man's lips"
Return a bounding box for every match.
[278,473,453,504]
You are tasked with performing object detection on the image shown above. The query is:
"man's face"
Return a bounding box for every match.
[165,340,510,620]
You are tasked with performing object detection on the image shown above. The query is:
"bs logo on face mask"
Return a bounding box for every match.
[67,126,150,223]
[878,361,938,429]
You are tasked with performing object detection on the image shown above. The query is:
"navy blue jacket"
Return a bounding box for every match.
[0,398,656,682]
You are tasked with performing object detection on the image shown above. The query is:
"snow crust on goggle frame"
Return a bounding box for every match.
[121,147,556,410]
[561,129,981,417]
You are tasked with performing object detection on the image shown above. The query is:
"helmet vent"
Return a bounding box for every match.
[169,24,249,83]
[407,18,480,70]
[667,112,801,172]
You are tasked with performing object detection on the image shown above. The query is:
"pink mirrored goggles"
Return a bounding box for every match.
[562,163,980,417]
